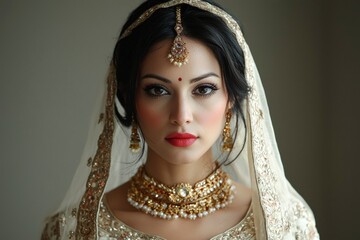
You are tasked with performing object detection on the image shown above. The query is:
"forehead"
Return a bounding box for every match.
[140,37,221,79]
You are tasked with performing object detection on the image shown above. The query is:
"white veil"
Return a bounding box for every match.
[42,1,319,239]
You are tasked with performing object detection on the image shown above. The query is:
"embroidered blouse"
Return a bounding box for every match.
[98,200,256,240]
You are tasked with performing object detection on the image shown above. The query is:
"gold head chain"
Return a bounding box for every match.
[167,6,189,67]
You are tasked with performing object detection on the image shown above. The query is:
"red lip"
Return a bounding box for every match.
[165,133,198,147]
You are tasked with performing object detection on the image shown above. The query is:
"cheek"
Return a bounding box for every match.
[136,100,165,128]
[198,103,226,128]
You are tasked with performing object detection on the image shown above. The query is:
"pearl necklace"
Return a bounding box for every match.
[127,165,235,220]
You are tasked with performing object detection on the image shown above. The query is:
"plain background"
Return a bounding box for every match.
[1,0,359,239]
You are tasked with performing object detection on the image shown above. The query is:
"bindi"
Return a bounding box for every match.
[178,77,182,81]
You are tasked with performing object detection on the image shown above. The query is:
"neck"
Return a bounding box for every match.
[144,150,216,186]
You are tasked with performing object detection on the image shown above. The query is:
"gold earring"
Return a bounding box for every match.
[129,119,141,153]
[222,110,233,152]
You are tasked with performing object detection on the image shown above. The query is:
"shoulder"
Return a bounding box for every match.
[285,198,319,239]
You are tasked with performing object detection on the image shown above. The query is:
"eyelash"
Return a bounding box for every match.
[193,83,219,97]
[143,84,169,97]
[143,83,219,98]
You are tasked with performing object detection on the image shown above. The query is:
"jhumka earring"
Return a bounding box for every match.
[222,110,233,152]
[167,6,189,67]
[129,118,141,153]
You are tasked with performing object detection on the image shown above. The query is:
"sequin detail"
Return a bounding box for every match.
[98,200,255,240]
[75,63,117,239]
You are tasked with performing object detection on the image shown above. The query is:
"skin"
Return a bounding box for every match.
[106,37,252,240]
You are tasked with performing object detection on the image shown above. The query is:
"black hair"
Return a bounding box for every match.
[113,0,250,165]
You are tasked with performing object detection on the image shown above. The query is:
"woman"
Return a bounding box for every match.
[42,0,319,239]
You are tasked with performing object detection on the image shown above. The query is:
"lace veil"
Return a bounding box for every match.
[42,1,319,239]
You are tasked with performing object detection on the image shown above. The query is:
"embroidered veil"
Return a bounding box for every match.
[42,1,319,239]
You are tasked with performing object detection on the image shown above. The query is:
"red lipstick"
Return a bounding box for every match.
[165,133,197,147]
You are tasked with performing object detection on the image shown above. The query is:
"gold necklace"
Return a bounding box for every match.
[127,165,235,220]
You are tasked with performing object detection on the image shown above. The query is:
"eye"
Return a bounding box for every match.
[193,84,219,96]
[144,84,170,97]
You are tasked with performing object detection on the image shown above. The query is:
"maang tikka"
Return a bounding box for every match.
[222,110,234,152]
[168,6,189,67]
[129,118,141,153]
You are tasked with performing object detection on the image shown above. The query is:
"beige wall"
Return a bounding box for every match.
[1,1,359,239]
[325,1,360,239]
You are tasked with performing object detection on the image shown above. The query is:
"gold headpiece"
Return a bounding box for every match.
[167,6,189,67]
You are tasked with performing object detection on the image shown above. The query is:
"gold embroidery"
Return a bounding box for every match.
[245,50,284,238]
[75,63,117,239]
[287,199,320,239]
[120,1,235,40]
[98,200,256,239]
[212,212,256,240]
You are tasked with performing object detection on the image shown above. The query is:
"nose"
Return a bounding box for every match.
[169,95,193,126]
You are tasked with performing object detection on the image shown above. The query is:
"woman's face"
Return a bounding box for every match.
[136,37,228,165]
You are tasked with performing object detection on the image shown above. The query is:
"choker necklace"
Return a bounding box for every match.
[127,165,235,220]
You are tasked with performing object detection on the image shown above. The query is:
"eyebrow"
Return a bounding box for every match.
[140,73,220,84]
